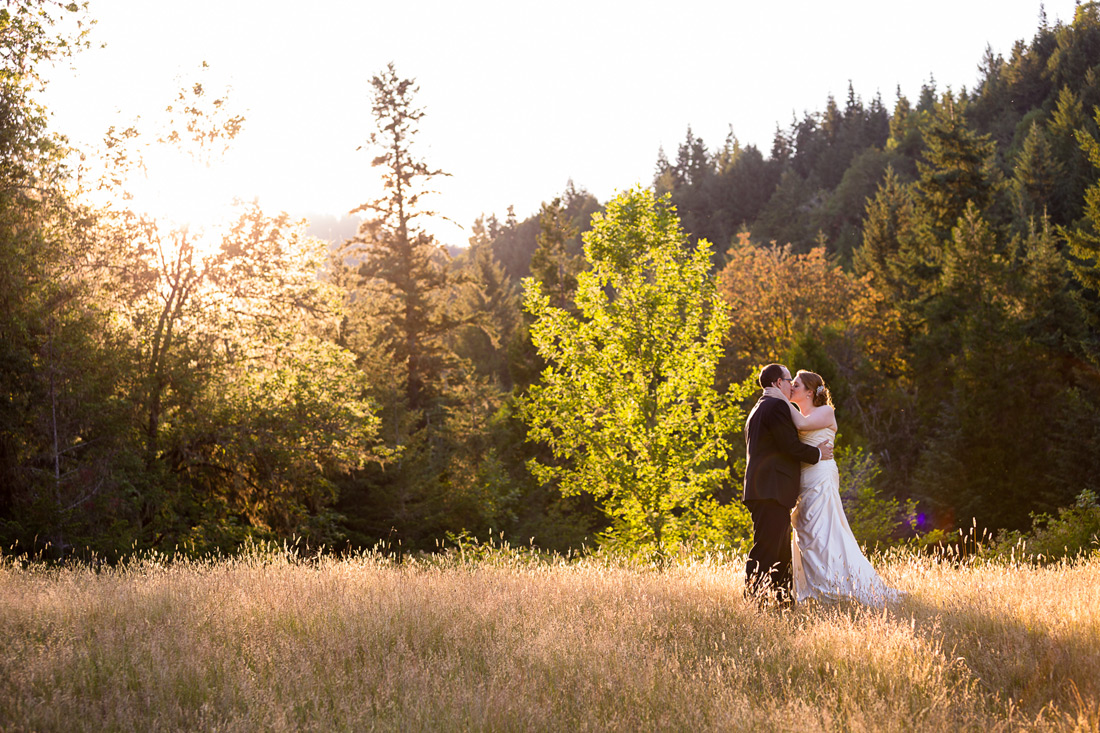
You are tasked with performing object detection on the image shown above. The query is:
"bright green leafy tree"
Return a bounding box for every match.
[521,187,746,555]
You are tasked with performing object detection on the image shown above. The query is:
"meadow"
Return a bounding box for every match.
[1,544,1097,732]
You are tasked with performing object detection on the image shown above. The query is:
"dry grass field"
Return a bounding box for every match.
[1,545,1098,732]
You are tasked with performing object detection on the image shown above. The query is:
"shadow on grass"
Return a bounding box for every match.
[888,590,1099,724]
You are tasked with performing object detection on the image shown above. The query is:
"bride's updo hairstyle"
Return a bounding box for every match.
[797,370,833,408]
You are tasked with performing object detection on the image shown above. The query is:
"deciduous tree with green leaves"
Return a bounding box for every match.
[521,187,746,555]
[90,78,379,552]
[0,0,108,554]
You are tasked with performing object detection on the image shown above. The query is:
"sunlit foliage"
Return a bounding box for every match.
[522,188,747,555]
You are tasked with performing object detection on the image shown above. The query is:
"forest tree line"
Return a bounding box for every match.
[3,1,1100,559]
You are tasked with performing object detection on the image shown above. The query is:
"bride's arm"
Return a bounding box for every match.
[791,403,835,431]
[761,387,837,430]
[785,401,810,430]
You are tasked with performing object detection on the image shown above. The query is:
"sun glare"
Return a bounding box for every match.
[96,140,265,262]
[126,148,241,230]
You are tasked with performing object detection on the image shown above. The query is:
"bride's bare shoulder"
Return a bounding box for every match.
[800,404,836,431]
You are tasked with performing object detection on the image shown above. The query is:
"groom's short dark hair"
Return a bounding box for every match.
[759,363,786,389]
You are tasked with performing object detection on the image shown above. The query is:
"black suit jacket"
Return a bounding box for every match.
[743,396,822,509]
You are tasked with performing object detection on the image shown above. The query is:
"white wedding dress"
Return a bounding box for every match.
[791,427,901,608]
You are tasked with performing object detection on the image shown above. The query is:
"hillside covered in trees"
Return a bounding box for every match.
[4,1,1100,559]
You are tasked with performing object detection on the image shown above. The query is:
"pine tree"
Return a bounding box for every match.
[1017,216,1087,355]
[916,92,1002,243]
[1047,85,1093,225]
[1063,107,1100,344]
[822,94,843,142]
[653,146,675,195]
[753,169,818,252]
[866,91,891,148]
[1010,121,1063,225]
[917,75,937,112]
[853,166,923,301]
[913,207,1085,529]
[886,91,922,165]
[529,196,584,312]
[714,126,742,176]
[666,126,717,244]
[911,207,1016,527]
[335,65,538,551]
[770,124,792,163]
[674,126,712,187]
[340,63,454,412]
[449,219,520,386]
[971,45,1010,137]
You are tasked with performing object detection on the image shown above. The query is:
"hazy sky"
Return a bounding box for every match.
[44,0,1078,245]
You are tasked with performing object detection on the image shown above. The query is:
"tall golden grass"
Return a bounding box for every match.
[1,545,1097,732]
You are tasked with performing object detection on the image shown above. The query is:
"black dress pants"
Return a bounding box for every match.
[745,499,793,602]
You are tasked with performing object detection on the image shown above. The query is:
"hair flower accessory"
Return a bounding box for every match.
[815,385,825,395]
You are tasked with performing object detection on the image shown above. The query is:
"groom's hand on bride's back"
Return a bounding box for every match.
[819,442,834,461]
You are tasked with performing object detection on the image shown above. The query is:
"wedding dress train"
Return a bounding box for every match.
[791,427,901,608]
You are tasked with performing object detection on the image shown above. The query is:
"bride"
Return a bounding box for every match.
[767,370,901,608]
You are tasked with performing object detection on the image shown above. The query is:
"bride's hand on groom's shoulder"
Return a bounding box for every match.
[762,386,785,400]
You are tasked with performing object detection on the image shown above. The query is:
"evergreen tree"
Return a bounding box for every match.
[913,208,1084,529]
[822,93,843,144]
[529,196,584,312]
[335,65,525,550]
[970,44,1015,145]
[770,124,792,164]
[916,75,937,112]
[653,146,675,196]
[853,166,924,302]
[449,218,520,386]
[1010,121,1063,226]
[753,169,819,252]
[1048,85,1094,225]
[915,92,1002,244]
[339,63,455,413]
[1017,216,1089,360]
[712,143,779,246]
[813,147,901,264]
[886,90,922,167]
[673,125,712,188]
[487,205,542,283]
[665,126,719,246]
[1063,107,1100,348]
[1047,3,1100,97]
[866,91,891,148]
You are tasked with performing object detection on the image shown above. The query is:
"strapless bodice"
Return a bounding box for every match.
[798,426,835,448]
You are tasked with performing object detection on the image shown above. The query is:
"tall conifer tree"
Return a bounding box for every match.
[854,166,921,302]
[1011,121,1063,225]
[916,93,1001,244]
[340,63,454,412]
[529,197,584,312]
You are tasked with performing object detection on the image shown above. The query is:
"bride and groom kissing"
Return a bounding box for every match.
[742,363,901,609]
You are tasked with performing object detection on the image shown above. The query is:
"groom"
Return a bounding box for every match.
[743,363,831,606]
